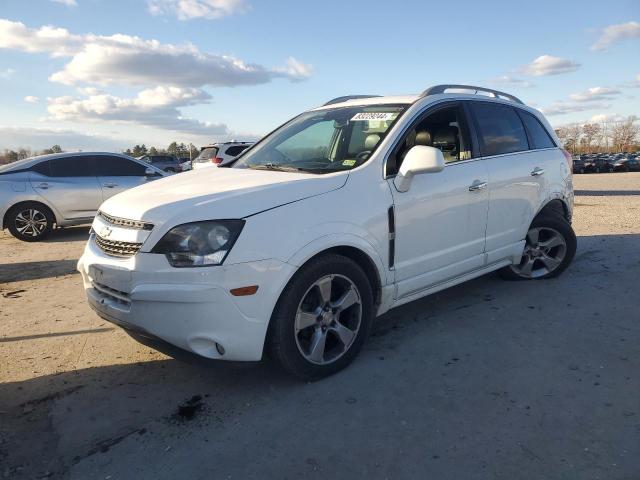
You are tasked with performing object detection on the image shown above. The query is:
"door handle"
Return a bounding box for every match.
[103,183,118,188]
[36,183,50,189]
[531,167,545,176]
[468,181,487,192]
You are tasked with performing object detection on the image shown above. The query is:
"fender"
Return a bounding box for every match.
[286,232,390,286]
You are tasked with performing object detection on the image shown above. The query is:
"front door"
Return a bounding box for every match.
[388,103,489,299]
[30,155,102,220]
[94,155,152,201]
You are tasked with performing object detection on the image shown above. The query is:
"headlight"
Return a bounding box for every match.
[152,220,244,267]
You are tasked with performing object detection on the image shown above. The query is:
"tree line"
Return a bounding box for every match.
[0,141,202,166]
[555,115,639,154]
[123,142,200,159]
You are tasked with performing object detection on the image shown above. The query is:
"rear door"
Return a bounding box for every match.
[30,155,102,220]
[469,101,554,263]
[94,155,153,201]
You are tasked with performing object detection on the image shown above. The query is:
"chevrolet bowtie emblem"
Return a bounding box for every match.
[100,226,113,238]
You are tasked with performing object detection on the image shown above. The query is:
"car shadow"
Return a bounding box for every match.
[0,259,79,283]
[2,233,640,479]
[43,225,91,243]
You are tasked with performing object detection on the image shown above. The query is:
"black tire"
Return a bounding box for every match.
[499,213,576,281]
[268,254,374,380]
[6,202,54,242]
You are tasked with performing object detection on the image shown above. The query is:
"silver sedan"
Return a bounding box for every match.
[0,152,165,241]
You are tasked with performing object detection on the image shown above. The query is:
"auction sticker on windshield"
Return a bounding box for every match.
[351,112,397,121]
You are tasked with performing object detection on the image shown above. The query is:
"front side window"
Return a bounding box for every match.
[471,103,529,157]
[518,111,555,149]
[387,104,472,176]
[49,156,95,177]
[232,105,407,174]
[95,156,147,176]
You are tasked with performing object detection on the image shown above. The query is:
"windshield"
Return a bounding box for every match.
[232,105,407,174]
[195,147,218,163]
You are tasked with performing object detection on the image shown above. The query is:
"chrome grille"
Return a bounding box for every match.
[98,211,153,231]
[94,234,142,257]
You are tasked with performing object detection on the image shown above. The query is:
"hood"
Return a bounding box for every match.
[99,167,348,229]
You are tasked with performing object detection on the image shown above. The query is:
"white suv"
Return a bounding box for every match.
[191,141,254,169]
[78,85,576,379]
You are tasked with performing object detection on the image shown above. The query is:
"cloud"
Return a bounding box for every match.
[569,87,622,102]
[24,96,39,103]
[588,113,626,123]
[521,55,580,76]
[0,19,312,88]
[541,101,611,116]
[47,86,228,135]
[488,75,533,88]
[148,0,248,20]
[591,21,640,51]
[0,19,82,57]
[0,126,130,151]
[623,73,640,88]
[0,67,15,79]
[51,0,78,6]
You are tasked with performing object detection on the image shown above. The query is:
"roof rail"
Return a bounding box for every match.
[421,84,524,105]
[323,95,382,106]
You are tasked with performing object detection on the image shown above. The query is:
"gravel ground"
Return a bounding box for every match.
[1,173,639,479]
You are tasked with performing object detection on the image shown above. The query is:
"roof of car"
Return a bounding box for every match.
[0,151,134,172]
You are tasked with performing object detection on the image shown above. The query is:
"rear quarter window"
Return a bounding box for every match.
[471,102,529,156]
[224,145,249,157]
[518,111,556,149]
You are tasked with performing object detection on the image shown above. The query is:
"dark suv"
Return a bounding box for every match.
[139,154,182,173]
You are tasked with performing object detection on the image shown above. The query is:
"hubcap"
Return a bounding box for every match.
[511,227,567,279]
[294,274,362,365]
[15,209,47,237]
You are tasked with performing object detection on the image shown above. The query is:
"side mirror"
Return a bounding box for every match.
[145,167,161,177]
[393,146,445,192]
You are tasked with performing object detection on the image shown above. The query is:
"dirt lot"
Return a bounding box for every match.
[1,173,639,479]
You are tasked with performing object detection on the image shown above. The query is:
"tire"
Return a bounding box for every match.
[499,214,576,281]
[6,202,54,242]
[268,254,374,380]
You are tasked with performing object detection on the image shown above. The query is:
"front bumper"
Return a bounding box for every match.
[78,236,296,361]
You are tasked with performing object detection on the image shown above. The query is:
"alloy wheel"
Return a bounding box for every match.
[14,209,48,238]
[294,274,362,365]
[510,227,567,279]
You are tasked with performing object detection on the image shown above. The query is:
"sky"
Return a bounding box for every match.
[0,0,638,152]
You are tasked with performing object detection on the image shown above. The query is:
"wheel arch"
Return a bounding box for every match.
[2,199,57,229]
[534,198,571,223]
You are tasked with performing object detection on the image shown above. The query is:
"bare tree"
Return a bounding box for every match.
[610,116,639,152]
[581,124,601,152]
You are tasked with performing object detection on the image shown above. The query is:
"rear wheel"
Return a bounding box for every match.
[6,202,54,242]
[268,254,374,380]
[500,214,576,280]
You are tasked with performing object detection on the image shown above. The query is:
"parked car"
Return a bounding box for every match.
[0,152,165,241]
[613,157,640,172]
[138,154,182,173]
[583,156,615,173]
[79,84,576,379]
[573,158,586,174]
[192,142,254,169]
[178,158,193,172]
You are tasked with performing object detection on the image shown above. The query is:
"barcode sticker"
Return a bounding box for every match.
[351,112,396,122]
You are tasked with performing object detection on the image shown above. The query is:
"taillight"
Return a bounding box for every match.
[561,149,572,173]
[212,157,223,164]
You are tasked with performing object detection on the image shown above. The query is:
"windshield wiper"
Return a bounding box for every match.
[249,163,306,172]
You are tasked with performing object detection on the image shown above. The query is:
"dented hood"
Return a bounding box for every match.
[99,167,348,229]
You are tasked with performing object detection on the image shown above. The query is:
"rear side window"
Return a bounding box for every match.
[95,156,147,176]
[518,111,556,149]
[31,161,51,176]
[49,156,95,177]
[471,103,529,156]
[224,145,249,157]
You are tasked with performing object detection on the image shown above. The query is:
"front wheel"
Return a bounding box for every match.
[6,202,54,241]
[268,254,374,380]
[500,214,576,280]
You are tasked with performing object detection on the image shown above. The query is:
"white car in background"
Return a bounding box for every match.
[79,85,576,379]
[192,141,254,169]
